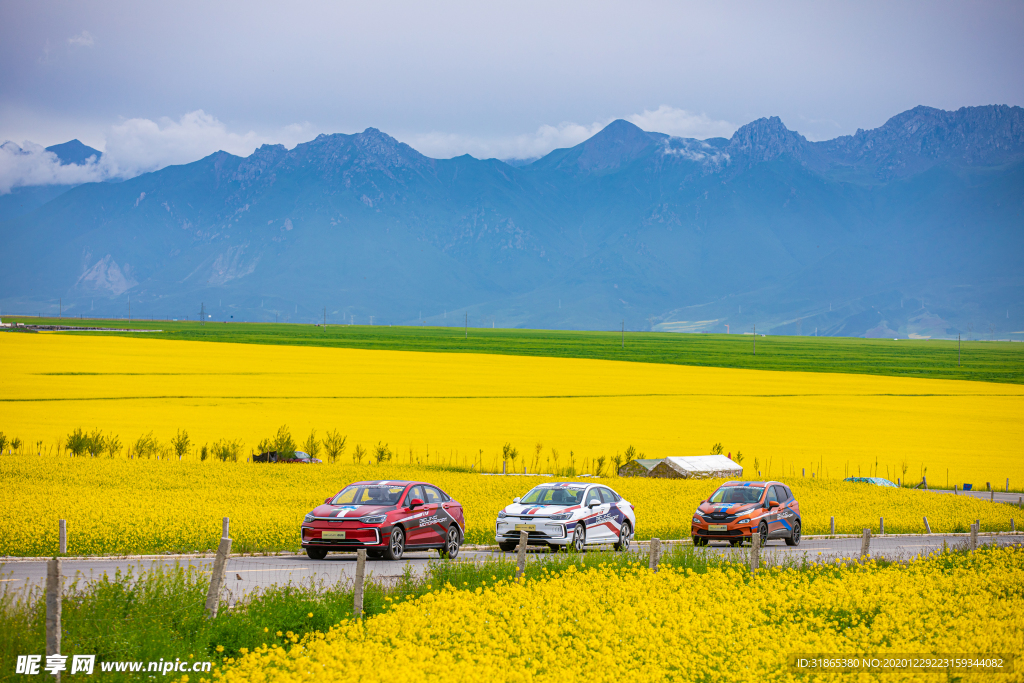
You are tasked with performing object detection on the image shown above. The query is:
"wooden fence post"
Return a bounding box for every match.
[923,517,932,534]
[860,529,871,561]
[1011,518,1015,532]
[204,532,232,619]
[515,530,528,578]
[749,530,760,575]
[970,523,978,552]
[46,558,61,680]
[58,519,67,554]
[353,549,366,619]
[830,517,835,535]
[880,517,884,535]
[648,538,662,572]
[222,517,230,538]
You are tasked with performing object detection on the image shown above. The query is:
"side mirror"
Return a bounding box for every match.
[768,500,780,509]
[589,500,601,508]
[408,498,424,509]
[513,497,521,504]
[325,497,332,504]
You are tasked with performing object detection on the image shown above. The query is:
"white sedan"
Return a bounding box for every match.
[495,482,636,552]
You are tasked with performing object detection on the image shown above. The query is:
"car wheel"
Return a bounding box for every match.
[571,523,587,553]
[384,527,405,561]
[305,547,328,560]
[692,536,707,547]
[757,521,769,547]
[439,526,461,559]
[366,549,384,559]
[497,542,517,552]
[785,520,802,547]
[614,522,632,552]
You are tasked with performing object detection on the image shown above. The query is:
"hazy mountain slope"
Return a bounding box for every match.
[1,106,1021,338]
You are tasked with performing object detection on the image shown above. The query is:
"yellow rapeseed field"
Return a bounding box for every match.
[0,458,1017,556]
[2,333,1022,489]
[203,547,1024,683]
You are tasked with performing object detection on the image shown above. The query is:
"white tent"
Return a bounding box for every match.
[648,454,743,479]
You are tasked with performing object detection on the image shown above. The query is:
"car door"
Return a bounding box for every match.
[419,485,447,545]
[599,487,624,540]
[765,486,783,536]
[583,487,612,541]
[401,485,431,546]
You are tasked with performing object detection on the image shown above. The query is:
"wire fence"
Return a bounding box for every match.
[3,517,1023,678]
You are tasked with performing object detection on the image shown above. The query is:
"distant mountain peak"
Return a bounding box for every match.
[45,139,102,166]
[544,119,661,173]
[728,116,806,163]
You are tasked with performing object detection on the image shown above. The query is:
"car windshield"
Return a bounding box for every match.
[331,484,406,505]
[520,486,586,506]
[709,486,764,504]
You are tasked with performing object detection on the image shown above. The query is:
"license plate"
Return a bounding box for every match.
[322,531,346,539]
[708,524,728,532]
[514,524,536,532]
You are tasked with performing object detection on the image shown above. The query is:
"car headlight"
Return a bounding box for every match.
[497,511,507,519]
[692,517,701,524]
[549,512,571,521]
[360,514,387,524]
[737,518,750,524]
[303,513,314,524]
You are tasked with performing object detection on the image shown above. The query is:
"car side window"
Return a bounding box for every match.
[779,486,791,503]
[423,486,443,504]
[766,486,780,504]
[585,488,602,506]
[599,488,618,503]
[405,485,425,506]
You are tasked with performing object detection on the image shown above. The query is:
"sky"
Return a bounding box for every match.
[1,0,1022,189]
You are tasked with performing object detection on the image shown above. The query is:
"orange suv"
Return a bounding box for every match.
[691,480,801,547]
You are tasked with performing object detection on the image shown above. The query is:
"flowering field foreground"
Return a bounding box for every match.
[206,546,1024,683]
[3,333,1023,488]
[1,458,1018,556]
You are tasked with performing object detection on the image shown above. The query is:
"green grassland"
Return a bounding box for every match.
[5,316,1023,384]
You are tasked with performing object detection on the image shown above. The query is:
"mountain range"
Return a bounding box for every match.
[1,105,1022,339]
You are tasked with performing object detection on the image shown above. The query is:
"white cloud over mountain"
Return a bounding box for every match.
[0,106,735,192]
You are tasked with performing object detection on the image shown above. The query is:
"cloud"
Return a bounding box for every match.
[0,141,105,193]
[403,120,607,160]
[403,106,735,160]
[0,110,316,193]
[68,31,95,48]
[0,107,737,191]
[627,106,737,140]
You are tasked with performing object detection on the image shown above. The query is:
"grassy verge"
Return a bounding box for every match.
[5,316,1022,384]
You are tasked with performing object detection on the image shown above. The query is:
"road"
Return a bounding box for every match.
[4,533,1021,598]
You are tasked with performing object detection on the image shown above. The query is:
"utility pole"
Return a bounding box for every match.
[753,324,756,356]
[621,321,624,349]
[323,307,326,328]
[958,334,961,367]
[201,302,206,326]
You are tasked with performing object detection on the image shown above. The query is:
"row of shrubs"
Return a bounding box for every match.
[1,429,742,477]
[0,426,396,465]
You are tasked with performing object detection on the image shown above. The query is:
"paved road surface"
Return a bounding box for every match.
[4,533,1021,598]
[930,489,1023,505]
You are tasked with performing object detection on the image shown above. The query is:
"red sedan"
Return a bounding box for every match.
[301,480,466,560]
